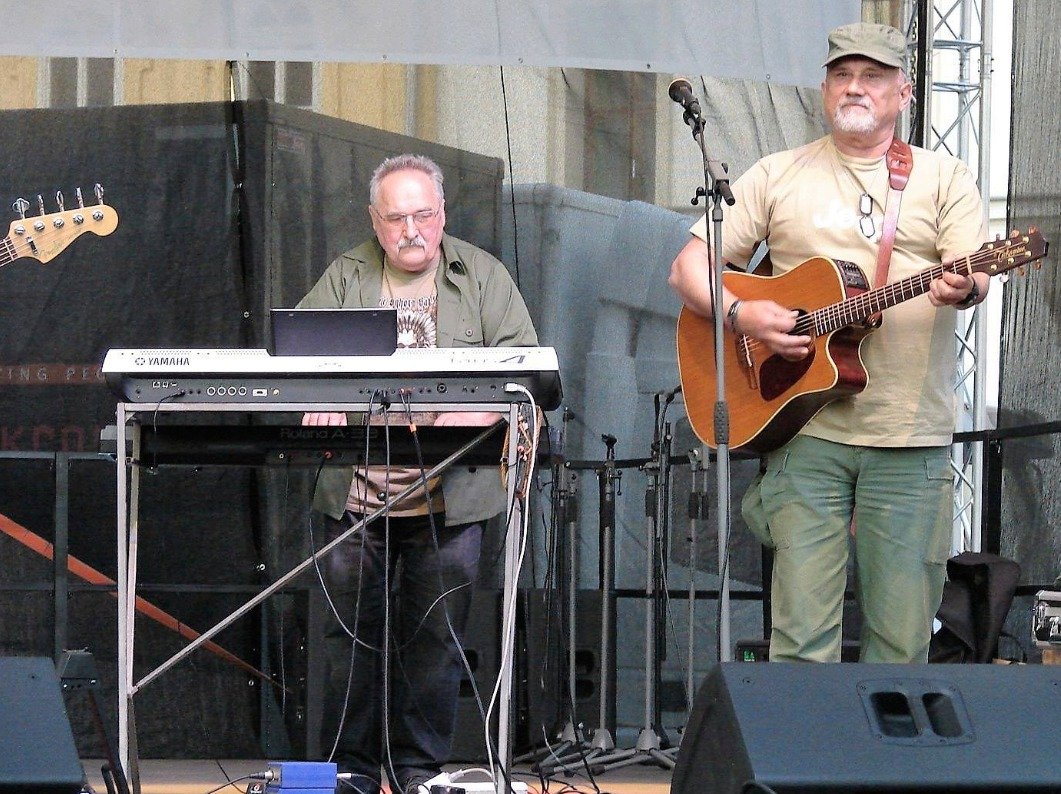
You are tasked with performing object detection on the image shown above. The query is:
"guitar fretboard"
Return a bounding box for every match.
[801,233,1043,337]
[1,235,23,267]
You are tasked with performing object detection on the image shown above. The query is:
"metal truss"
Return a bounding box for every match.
[902,0,995,552]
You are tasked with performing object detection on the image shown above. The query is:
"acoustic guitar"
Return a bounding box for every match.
[676,228,1049,453]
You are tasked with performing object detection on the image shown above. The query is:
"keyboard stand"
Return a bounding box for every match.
[113,399,529,794]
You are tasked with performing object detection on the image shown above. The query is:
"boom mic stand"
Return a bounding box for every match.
[674,76,736,664]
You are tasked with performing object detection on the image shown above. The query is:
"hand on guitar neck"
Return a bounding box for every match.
[735,264,984,357]
[927,268,986,308]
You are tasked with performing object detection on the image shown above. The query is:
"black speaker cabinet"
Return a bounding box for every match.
[450,589,502,761]
[0,657,83,793]
[673,662,1061,793]
[518,588,608,748]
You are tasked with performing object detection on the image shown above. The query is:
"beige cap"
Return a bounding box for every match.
[823,22,908,70]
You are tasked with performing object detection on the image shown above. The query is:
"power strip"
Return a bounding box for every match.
[441,784,528,793]
[420,780,528,793]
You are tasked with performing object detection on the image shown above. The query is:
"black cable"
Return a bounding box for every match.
[741,781,779,794]
[505,412,563,765]
[498,65,521,288]
[202,759,257,794]
[227,59,273,102]
[220,62,256,351]
[396,391,497,782]
[336,775,378,794]
[379,407,402,794]
[302,397,378,768]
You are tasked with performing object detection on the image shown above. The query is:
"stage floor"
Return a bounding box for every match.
[83,759,673,794]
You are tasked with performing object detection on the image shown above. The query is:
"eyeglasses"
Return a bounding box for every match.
[858,193,876,239]
[372,205,441,229]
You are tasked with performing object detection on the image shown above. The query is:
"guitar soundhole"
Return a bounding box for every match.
[759,348,815,401]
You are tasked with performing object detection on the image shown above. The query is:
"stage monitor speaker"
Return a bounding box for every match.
[0,656,84,793]
[672,662,1061,793]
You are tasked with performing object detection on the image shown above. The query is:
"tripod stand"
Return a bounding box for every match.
[517,410,591,768]
[581,399,678,774]
[537,433,634,776]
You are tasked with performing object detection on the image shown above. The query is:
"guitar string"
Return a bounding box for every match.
[738,242,1029,355]
[730,239,1031,359]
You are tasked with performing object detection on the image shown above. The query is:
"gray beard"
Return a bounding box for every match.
[833,104,878,135]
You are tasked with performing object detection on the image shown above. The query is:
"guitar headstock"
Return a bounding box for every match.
[4,186,119,264]
[973,227,1049,278]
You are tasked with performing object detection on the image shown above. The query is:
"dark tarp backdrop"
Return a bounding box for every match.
[998,0,1061,660]
[0,100,507,757]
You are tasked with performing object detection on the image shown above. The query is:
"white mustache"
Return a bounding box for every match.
[840,101,870,110]
[398,235,426,249]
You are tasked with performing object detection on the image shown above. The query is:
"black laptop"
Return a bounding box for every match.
[268,308,398,356]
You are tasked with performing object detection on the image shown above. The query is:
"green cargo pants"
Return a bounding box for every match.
[742,435,952,663]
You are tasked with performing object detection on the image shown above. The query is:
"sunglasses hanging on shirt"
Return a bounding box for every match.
[858,192,876,239]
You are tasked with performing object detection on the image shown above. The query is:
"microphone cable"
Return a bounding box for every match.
[498,64,522,289]
[396,390,521,793]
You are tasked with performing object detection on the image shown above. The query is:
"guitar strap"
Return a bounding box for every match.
[852,137,913,535]
[867,137,913,324]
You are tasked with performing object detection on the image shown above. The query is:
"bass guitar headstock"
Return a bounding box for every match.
[4,184,119,265]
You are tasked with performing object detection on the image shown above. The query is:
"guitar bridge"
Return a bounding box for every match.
[735,333,758,391]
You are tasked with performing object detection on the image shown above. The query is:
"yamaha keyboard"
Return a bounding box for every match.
[102,347,562,409]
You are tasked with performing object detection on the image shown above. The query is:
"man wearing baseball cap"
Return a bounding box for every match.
[670,23,988,664]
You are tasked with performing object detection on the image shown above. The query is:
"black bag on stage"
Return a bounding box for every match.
[929,551,1021,663]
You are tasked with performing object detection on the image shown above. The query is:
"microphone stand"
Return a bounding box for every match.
[684,447,707,709]
[574,402,678,776]
[521,409,589,770]
[538,434,623,777]
[681,97,735,664]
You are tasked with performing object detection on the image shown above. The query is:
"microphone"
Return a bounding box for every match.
[668,77,701,116]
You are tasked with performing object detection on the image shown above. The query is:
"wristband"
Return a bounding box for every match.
[726,299,744,333]
[956,278,980,308]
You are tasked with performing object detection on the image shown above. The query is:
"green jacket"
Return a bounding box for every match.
[296,233,539,524]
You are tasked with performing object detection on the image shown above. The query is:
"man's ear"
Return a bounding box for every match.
[898,78,913,111]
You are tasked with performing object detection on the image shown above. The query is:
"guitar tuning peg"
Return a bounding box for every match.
[55,190,65,212]
[94,183,105,204]
[37,194,46,215]
[75,187,85,208]
[11,197,30,219]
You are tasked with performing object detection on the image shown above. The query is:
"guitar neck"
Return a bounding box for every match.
[816,260,969,333]
[0,235,18,268]
[811,230,1047,334]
